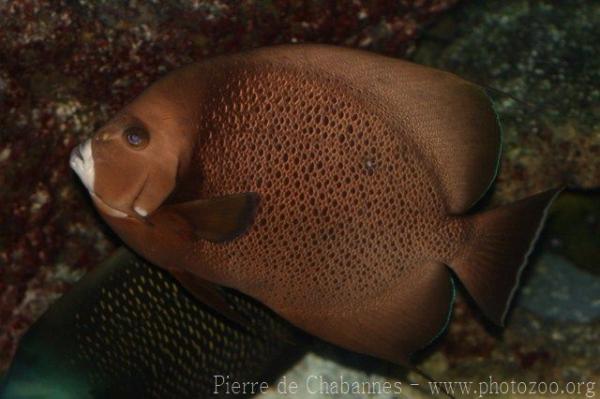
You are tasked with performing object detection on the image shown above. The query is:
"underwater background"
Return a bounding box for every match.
[0,0,598,397]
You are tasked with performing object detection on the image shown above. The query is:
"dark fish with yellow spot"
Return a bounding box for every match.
[70,44,561,365]
[0,249,305,399]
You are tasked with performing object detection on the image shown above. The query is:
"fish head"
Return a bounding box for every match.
[70,82,197,220]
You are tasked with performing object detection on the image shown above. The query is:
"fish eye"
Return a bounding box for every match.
[123,126,150,149]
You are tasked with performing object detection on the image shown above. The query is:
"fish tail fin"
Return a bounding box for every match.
[447,188,562,325]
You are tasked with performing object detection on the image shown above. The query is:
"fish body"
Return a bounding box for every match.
[70,45,560,364]
[0,248,304,399]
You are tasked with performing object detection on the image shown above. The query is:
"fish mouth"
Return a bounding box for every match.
[70,140,127,218]
[69,139,95,192]
[70,140,151,222]
[71,145,83,161]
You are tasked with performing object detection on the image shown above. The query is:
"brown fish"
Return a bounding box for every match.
[70,44,560,365]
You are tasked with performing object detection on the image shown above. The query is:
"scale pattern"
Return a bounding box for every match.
[72,255,299,398]
[193,63,466,312]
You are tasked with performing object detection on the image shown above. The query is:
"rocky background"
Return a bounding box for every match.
[0,0,598,396]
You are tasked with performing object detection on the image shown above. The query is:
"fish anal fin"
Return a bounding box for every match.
[166,192,259,243]
[286,262,454,366]
[168,268,250,329]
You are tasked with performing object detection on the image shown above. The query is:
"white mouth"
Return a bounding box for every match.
[70,139,95,192]
[69,139,138,220]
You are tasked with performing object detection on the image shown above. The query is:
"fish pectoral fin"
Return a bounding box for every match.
[167,192,260,243]
[168,268,251,329]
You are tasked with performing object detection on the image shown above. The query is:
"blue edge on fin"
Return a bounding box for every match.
[424,276,456,349]
[419,89,500,351]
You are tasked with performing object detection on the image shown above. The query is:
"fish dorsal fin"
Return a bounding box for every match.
[166,192,260,242]
[240,45,501,214]
[282,261,454,366]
